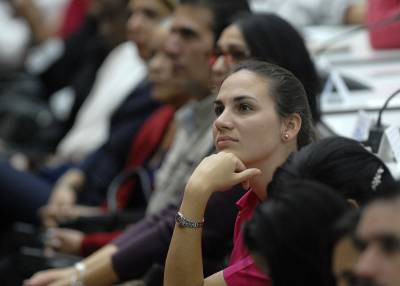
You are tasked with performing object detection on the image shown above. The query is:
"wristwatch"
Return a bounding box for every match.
[175,211,204,228]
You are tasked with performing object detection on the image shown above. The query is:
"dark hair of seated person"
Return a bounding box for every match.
[268,136,397,205]
[231,60,316,149]
[234,13,321,122]
[244,180,349,286]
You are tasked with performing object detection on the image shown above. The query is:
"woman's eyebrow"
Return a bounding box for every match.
[214,96,258,105]
[233,95,257,103]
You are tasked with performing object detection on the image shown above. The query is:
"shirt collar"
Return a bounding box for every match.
[236,189,261,212]
[175,95,215,132]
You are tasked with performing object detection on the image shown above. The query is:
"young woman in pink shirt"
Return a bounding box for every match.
[164,60,315,286]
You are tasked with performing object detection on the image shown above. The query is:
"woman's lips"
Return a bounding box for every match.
[216,136,238,149]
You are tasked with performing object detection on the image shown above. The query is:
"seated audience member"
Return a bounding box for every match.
[0,0,174,227]
[55,0,175,160]
[368,0,400,49]
[44,24,212,256]
[332,211,361,286]
[212,12,321,123]
[245,180,349,286]
[0,0,130,155]
[249,0,366,27]
[353,182,400,286]
[243,136,396,286]
[164,60,314,286]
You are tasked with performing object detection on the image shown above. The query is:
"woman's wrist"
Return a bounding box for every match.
[71,262,86,286]
[180,185,211,222]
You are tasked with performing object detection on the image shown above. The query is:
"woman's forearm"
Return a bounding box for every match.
[164,184,211,286]
[83,244,119,286]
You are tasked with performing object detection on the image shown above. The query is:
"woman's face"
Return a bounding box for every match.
[149,41,187,106]
[211,24,250,89]
[127,0,171,60]
[213,70,284,166]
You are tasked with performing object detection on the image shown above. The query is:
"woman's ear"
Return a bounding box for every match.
[281,113,301,142]
[347,198,360,209]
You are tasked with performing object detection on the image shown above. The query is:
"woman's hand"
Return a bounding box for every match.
[45,228,84,255]
[186,152,261,197]
[40,170,85,227]
[23,267,74,286]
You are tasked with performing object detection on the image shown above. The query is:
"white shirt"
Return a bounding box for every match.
[0,1,30,70]
[56,42,147,161]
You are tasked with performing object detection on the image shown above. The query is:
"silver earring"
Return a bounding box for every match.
[284,133,289,140]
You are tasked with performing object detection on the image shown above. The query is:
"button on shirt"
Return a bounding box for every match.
[223,190,272,286]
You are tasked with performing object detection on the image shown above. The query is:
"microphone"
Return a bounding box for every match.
[314,11,400,55]
[367,87,400,153]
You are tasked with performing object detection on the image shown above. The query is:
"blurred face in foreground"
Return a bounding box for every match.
[333,235,360,286]
[354,199,400,286]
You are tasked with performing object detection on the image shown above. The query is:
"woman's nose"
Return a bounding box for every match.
[214,109,233,131]
[212,56,228,75]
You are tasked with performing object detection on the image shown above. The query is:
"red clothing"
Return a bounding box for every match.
[81,230,122,256]
[58,0,90,38]
[116,105,175,209]
[223,191,271,286]
[368,0,400,49]
[81,105,175,255]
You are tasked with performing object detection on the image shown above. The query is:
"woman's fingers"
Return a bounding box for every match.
[23,269,64,286]
[234,168,261,188]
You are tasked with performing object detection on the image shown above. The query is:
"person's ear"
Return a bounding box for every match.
[347,198,360,209]
[281,113,301,142]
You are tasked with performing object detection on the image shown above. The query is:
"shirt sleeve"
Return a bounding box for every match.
[111,187,245,282]
[223,256,271,286]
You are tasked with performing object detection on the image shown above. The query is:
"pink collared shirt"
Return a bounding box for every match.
[223,190,272,286]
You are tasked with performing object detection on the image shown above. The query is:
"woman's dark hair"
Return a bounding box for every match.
[231,60,316,148]
[332,210,361,247]
[234,13,321,122]
[179,0,250,41]
[268,136,397,205]
[244,180,349,286]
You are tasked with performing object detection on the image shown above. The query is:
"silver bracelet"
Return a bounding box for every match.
[71,262,85,286]
[175,211,204,228]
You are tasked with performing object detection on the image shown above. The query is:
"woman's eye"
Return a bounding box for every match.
[238,103,253,112]
[214,105,224,116]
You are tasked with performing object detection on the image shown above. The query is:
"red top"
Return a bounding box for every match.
[58,0,91,38]
[81,106,175,255]
[223,191,271,286]
[368,0,400,49]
